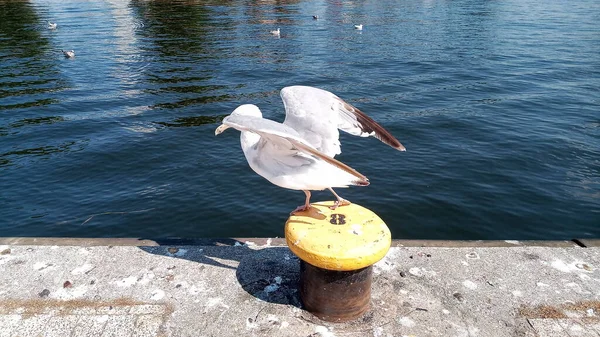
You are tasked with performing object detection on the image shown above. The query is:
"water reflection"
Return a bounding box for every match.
[128,0,237,111]
[104,0,145,96]
[244,0,302,25]
[0,1,48,58]
[0,1,67,111]
[154,114,229,128]
[0,98,59,111]
[7,116,65,129]
[0,139,87,167]
[130,0,217,55]
[0,0,75,166]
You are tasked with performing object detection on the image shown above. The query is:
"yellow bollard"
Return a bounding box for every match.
[285,201,392,322]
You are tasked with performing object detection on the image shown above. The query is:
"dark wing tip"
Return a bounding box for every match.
[338,99,406,152]
[372,130,406,151]
[353,179,370,186]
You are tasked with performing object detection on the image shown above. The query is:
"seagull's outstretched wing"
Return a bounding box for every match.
[222,114,369,184]
[280,85,405,157]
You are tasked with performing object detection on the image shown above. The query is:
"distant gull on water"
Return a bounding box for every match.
[354,24,363,30]
[270,28,280,36]
[215,86,405,214]
[48,22,57,29]
[62,50,75,58]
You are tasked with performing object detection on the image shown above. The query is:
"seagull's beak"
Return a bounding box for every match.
[215,124,230,136]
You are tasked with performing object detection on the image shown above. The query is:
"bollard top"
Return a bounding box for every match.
[285,202,391,271]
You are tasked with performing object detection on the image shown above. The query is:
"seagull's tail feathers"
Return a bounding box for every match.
[304,162,368,190]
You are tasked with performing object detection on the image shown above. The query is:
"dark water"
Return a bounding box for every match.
[1,0,599,240]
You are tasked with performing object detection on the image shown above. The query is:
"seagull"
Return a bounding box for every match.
[62,50,75,58]
[270,28,280,36]
[215,86,405,214]
[48,22,57,29]
[313,15,319,20]
[354,24,363,30]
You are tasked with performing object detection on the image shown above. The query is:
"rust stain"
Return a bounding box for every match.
[519,301,600,319]
[0,298,175,334]
[519,305,566,319]
[0,298,144,316]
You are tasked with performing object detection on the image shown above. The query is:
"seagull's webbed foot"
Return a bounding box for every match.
[291,204,311,215]
[328,187,351,210]
[290,190,312,215]
[330,198,351,210]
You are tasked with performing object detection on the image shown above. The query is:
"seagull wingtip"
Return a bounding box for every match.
[393,141,406,152]
[353,179,370,187]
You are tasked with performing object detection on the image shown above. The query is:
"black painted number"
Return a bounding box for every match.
[330,214,346,225]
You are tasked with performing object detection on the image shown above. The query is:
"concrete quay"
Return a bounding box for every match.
[0,238,599,337]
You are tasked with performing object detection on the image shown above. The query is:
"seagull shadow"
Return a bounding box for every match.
[138,238,302,308]
[290,206,327,223]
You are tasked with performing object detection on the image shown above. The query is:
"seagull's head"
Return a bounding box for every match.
[215,104,262,135]
[231,104,262,118]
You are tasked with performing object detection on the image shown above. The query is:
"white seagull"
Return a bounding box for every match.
[215,86,405,213]
[354,24,363,30]
[48,22,57,29]
[270,28,280,36]
[62,50,75,58]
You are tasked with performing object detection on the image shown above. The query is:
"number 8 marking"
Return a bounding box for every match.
[330,214,346,225]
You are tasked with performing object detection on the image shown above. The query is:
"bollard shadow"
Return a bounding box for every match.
[138,238,302,308]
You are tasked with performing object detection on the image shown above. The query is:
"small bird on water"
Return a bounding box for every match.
[48,22,57,29]
[62,50,75,58]
[354,24,363,30]
[313,15,319,20]
[270,28,280,36]
[215,86,405,214]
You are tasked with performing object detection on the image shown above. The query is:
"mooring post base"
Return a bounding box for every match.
[300,261,372,322]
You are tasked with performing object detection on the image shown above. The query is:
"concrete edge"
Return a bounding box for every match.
[0,237,595,247]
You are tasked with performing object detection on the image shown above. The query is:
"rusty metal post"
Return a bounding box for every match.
[300,261,372,322]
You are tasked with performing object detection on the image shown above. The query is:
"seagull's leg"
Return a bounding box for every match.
[291,190,312,214]
[328,188,351,210]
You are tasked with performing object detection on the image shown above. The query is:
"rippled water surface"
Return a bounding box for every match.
[1,0,599,239]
